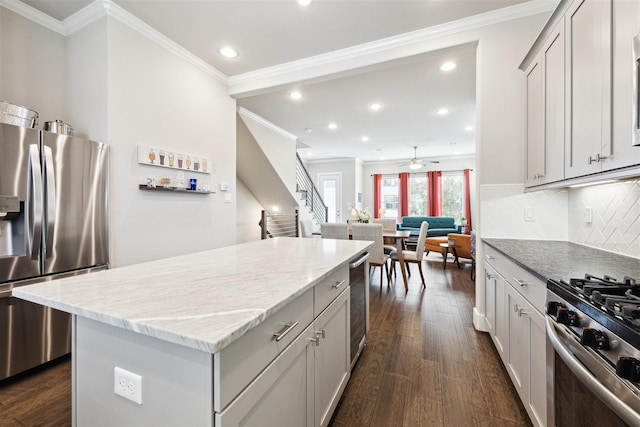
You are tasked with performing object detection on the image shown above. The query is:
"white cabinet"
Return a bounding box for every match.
[525,53,544,187]
[217,284,350,427]
[216,323,315,427]
[314,287,350,427]
[483,262,506,360]
[525,21,565,187]
[483,244,546,427]
[506,286,546,427]
[217,288,350,427]
[608,0,640,170]
[564,0,612,178]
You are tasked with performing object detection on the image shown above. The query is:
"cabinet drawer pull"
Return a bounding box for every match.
[310,334,321,347]
[513,278,528,287]
[485,255,495,260]
[486,272,495,279]
[273,321,299,342]
[332,280,346,289]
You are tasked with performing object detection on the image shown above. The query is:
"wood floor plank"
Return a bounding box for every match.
[370,372,410,427]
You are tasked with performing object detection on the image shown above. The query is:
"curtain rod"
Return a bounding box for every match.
[370,169,474,176]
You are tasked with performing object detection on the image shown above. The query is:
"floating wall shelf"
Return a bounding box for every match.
[138,185,215,194]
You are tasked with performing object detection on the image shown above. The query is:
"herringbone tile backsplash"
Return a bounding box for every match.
[480,179,640,259]
[568,179,640,259]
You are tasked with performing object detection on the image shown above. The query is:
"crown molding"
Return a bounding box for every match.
[237,107,298,141]
[0,0,64,33]
[228,0,556,92]
[1,0,228,84]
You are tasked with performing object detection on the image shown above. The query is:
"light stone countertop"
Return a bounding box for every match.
[13,237,372,354]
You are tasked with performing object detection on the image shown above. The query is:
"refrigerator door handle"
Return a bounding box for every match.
[43,145,56,257]
[27,144,43,260]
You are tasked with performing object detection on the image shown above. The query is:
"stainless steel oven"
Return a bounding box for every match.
[546,277,640,426]
[349,252,369,369]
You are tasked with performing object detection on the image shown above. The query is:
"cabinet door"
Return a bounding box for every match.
[216,324,315,427]
[565,0,612,178]
[528,307,546,427]
[525,54,544,187]
[315,287,350,427]
[608,0,640,170]
[494,273,507,361]
[542,21,565,183]
[484,265,497,334]
[506,287,528,400]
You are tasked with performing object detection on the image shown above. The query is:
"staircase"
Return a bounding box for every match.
[296,153,328,227]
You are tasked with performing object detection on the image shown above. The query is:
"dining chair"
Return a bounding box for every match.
[390,221,429,288]
[374,218,398,255]
[299,218,313,238]
[351,223,390,290]
[320,223,349,240]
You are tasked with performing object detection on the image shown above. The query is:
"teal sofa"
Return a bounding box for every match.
[397,216,461,237]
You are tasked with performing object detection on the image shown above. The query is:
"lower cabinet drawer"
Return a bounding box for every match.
[484,245,546,313]
[215,322,315,427]
[314,265,349,318]
[214,288,314,412]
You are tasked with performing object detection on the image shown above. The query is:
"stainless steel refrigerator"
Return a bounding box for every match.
[0,122,109,380]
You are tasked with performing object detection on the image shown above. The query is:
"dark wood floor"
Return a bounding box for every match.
[0,254,531,427]
[329,255,532,427]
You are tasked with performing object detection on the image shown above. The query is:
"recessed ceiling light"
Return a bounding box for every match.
[305,128,313,133]
[375,148,383,152]
[289,91,303,100]
[328,122,337,130]
[369,103,382,111]
[297,0,312,5]
[440,61,457,72]
[361,136,369,142]
[436,108,449,115]
[219,46,238,58]
[454,151,460,155]
[380,157,385,160]
[464,126,474,131]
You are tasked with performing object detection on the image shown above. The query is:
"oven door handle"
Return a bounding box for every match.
[546,317,640,426]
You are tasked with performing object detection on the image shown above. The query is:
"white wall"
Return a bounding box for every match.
[306,159,357,223]
[104,18,236,267]
[0,8,66,123]
[236,179,264,243]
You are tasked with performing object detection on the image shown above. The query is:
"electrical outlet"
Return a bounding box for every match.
[584,207,593,224]
[114,367,142,405]
[524,207,535,222]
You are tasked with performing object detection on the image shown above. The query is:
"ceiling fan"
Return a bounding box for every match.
[398,146,439,170]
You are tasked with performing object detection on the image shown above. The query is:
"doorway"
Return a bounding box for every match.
[318,173,342,223]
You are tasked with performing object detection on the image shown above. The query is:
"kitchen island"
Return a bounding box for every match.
[13,237,372,427]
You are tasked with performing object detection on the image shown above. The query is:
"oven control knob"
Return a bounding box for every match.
[581,328,609,350]
[557,308,579,326]
[616,357,640,382]
[546,301,565,316]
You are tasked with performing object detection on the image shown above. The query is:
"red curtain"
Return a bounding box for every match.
[463,169,472,230]
[398,172,409,221]
[373,174,382,218]
[427,171,442,216]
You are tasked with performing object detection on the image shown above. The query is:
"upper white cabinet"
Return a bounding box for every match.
[522,0,640,187]
[564,0,612,178]
[526,20,566,187]
[609,0,640,170]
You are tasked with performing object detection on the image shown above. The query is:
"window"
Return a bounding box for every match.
[381,177,398,219]
[441,172,464,220]
[409,175,427,216]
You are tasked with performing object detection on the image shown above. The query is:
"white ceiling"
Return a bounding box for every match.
[18,0,551,164]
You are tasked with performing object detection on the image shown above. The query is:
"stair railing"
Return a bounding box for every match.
[296,153,328,224]
[260,209,299,239]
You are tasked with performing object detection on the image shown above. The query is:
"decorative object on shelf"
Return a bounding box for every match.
[137,146,210,174]
[138,184,214,194]
[351,208,371,223]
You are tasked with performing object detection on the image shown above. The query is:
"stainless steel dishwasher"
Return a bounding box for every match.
[349,252,369,369]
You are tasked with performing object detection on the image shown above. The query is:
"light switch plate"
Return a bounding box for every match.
[224,193,232,203]
[114,367,142,405]
[524,207,535,222]
[584,207,593,224]
[220,183,230,191]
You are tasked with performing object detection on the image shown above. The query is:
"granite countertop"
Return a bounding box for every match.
[483,238,640,283]
[13,237,372,354]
